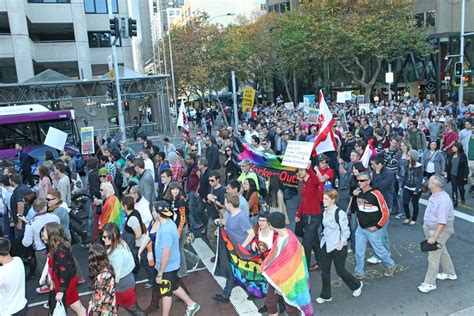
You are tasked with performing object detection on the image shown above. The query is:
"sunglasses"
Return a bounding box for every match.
[358,179,369,183]
[191,149,197,152]
[46,197,55,201]
[100,175,108,178]
[209,179,216,183]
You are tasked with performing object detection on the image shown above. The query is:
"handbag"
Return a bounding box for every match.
[294,220,304,238]
[52,301,66,316]
[420,240,441,252]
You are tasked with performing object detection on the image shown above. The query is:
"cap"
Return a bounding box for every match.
[238,159,252,167]
[98,167,109,176]
[155,200,173,218]
[267,212,285,229]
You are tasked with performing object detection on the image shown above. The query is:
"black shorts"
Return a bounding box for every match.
[159,269,180,297]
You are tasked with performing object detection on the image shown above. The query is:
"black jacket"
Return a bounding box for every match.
[446,153,469,185]
[206,144,221,171]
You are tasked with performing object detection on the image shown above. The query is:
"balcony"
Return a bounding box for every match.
[25,2,73,23]
[0,35,13,58]
[30,41,78,62]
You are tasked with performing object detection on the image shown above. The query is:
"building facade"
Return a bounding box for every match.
[0,0,142,83]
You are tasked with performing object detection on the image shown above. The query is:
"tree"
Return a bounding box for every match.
[306,0,433,101]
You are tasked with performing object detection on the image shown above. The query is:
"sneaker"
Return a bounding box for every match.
[384,265,397,277]
[408,220,416,226]
[77,277,86,284]
[437,273,457,280]
[186,302,201,316]
[366,256,382,264]
[402,219,410,224]
[418,282,436,293]
[395,214,404,220]
[36,284,50,294]
[353,281,363,297]
[144,282,153,289]
[315,297,332,304]
[347,248,353,254]
[43,303,49,309]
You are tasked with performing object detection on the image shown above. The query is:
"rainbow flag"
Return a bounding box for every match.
[214,226,268,298]
[98,195,124,231]
[261,229,313,315]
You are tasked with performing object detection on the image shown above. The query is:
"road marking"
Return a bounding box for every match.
[419,198,474,223]
[192,237,259,315]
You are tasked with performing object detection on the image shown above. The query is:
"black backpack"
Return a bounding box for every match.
[250,171,268,198]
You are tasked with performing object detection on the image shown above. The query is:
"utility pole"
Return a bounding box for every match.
[232,71,238,131]
[458,0,465,107]
[108,0,125,141]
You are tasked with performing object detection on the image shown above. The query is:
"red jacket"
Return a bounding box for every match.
[297,167,322,218]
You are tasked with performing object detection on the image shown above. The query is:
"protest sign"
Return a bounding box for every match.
[359,103,371,113]
[338,110,349,132]
[284,102,294,110]
[308,108,319,123]
[44,127,68,151]
[336,91,352,103]
[281,141,314,169]
[303,94,316,105]
[80,126,95,154]
[242,88,256,112]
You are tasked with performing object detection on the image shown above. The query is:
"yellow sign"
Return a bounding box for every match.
[242,88,256,112]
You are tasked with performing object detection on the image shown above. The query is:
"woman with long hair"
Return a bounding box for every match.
[137,202,161,314]
[242,178,260,226]
[265,175,289,224]
[402,149,423,225]
[446,142,469,206]
[316,190,362,304]
[41,222,86,316]
[88,244,117,315]
[395,141,412,220]
[422,140,445,179]
[102,223,145,315]
[37,164,52,199]
[223,146,240,184]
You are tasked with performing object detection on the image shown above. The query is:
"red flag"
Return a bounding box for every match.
[312,90,337,156]
[361,138,374,168]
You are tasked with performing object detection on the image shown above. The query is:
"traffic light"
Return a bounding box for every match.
[128,18,137,37]
[123,100,129,111]
[109,17,119,37]
[454,62,462,76]
[454,77,461,86]
[106,82,114,99]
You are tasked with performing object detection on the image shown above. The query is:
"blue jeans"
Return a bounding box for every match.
[186,191,198,226]
[373,218,391,258]
[223,275,235,299]
[397,189,404,216]
[195,198,208,229]
[349,212,357,251]
[354,225,395,276]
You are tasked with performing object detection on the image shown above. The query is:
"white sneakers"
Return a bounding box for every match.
[353,282,363,297]
[366,256,382,264]
[418,273,457,293]
[418,283,437,293]
[437,273,457,280]
[315,297,332,304]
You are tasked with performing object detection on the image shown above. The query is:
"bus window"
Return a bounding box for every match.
[0,123,40,149]
[38,120,75,144]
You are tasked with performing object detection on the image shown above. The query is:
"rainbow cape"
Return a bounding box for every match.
[214,226,268,298]
[261,229,313,315]
[98,195,124,231]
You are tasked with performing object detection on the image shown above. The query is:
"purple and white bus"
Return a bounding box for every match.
[0,104,80,159]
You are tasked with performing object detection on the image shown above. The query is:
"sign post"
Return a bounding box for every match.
[385,64,394,101]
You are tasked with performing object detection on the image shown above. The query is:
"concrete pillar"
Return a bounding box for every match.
[71,0,92,79]
[6,0,34,82]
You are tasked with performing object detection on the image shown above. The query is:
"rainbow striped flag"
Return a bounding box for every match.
[261,229,313,315]
[98,195,124,231]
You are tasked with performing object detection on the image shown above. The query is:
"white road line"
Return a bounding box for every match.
[419,198,474,223]
[192,238,259,315]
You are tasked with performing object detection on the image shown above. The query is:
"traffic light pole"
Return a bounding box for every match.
[108,0,126,142]
[458,0,465,107]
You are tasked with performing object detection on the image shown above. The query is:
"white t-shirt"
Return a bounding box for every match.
[0,257,27,315]
[144,158,155,181]
[275,234,288,258]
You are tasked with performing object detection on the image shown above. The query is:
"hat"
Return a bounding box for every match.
[408,149,419,162]
[98,167,109,176]
[238,159,252,167]
[267,212,285,229]
[155,201,173,218]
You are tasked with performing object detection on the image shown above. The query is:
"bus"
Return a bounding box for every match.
[0,104,81,159]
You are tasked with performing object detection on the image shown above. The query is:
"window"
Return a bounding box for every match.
[414,13,424,27]
[28,0,71,3]
[414,11,436,28]
[84,0,118,14]
[88,31,111,48]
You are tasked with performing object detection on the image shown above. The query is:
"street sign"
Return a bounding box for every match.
[128,94,145,100]
[385,72,394,83]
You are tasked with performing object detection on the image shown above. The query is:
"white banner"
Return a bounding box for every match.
[44,127,68,151]
[336,91,352,103]
[281,141,314,169]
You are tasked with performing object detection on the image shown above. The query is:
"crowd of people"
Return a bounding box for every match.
[0,95,472,316]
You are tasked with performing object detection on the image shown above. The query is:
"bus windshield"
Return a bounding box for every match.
[0,104,79,158]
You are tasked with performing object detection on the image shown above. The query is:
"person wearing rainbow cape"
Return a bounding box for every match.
[261,212,314,316]
[96,181,125,233]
